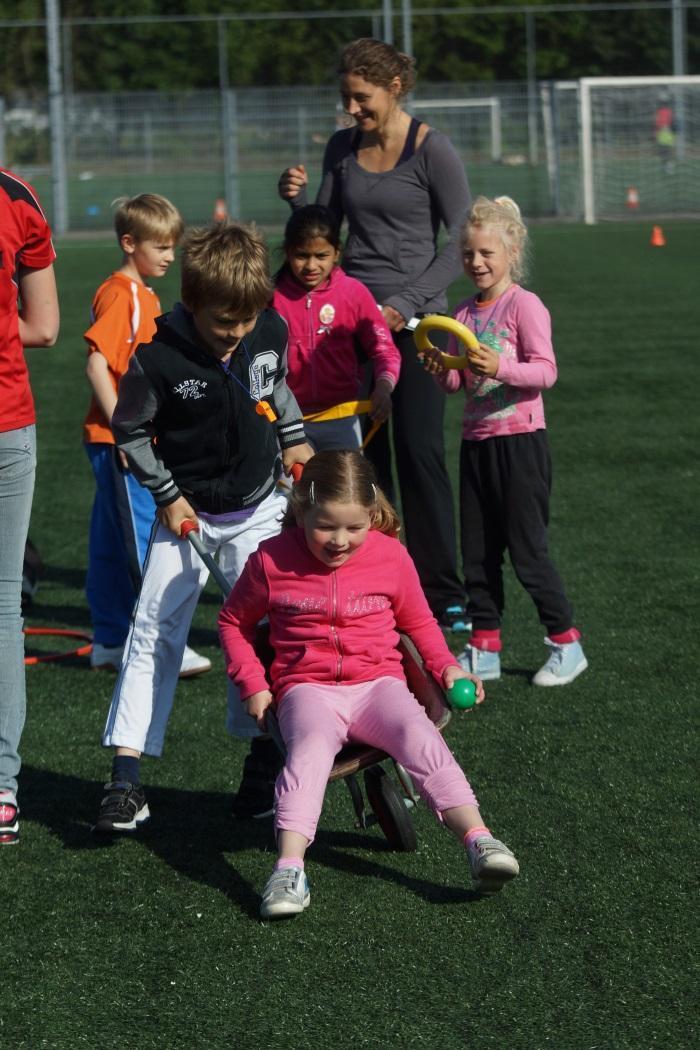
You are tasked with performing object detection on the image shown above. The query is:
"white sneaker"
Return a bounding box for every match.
[260,867,310,919]
[458,645,501,681]
[532,638,587,687]
[90,642,124,671]
[467,834,520,894]
[179,645,211,679]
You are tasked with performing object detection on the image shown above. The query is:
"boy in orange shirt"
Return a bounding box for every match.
[83,194,209,676]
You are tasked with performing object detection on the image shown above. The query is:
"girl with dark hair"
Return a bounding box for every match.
[272,204,400,451]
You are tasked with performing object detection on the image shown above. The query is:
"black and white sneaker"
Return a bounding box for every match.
[93,781,150,833]
[231,737,283,820]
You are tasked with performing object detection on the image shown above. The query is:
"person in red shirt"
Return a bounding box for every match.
[219,449,519,919]
[655,93,677,174]
[0,168,59,845]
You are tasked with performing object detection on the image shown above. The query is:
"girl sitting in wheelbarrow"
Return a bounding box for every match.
[218,450,519,919]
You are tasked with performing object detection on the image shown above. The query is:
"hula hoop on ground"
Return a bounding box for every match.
[23,627,93,666]
[413,314,479,369]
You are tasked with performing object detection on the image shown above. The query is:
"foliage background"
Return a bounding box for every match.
[1,0,699,100]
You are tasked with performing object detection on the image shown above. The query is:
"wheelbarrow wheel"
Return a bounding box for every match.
[363,765,417,852]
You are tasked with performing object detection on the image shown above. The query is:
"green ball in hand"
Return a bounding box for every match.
[448,678,477,710]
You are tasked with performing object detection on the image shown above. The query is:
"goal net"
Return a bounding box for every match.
[409,98,502,163]
[578,75,700,223]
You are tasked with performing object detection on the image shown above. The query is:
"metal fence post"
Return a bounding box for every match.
[525,9,539,166]
[223,89,240,220]
[46,0,69,234]
[402,0,412,58]
[383,0,393,45]
[297,106,308,170]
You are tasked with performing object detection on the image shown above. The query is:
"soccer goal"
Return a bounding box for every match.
[578,75,700,224]
[409,97,502,163]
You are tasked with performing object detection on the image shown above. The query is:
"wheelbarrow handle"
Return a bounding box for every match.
[180,519,231,597]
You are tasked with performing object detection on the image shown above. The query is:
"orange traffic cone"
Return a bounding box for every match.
[626,186,640,209]
[650,225,666,247]
[213,197,228,223]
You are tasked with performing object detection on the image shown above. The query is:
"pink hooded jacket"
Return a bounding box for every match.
[218,528,457,702]
[272,266,400,414]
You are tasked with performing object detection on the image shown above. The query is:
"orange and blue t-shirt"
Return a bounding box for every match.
[82,271,161,444]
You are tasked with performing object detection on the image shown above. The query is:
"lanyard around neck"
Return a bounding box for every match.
[219,340,277,422]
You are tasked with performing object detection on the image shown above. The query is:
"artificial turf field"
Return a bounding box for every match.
[4,221,697,1048]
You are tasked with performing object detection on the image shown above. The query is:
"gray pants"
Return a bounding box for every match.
[0,425,36,799]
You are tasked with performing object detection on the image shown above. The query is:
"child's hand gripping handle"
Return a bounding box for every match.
[180,520,231,597]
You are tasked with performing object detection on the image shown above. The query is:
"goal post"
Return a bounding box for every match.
[409,97,502,162]
[579,75,700,224]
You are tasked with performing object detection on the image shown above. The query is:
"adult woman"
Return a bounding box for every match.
[0,168,59,844]
[279,38,471,628]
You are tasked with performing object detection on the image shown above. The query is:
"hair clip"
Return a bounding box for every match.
[309,480,315,504]
[371,483,378,501]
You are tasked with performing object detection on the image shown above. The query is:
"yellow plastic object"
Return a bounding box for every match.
[302,399,372,423]
[413,314,479,370]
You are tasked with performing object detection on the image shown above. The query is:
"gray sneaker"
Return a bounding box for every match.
[467,834,520,894]
[458,645,501,681]
[532,638,587,686]
[260,867,310,919]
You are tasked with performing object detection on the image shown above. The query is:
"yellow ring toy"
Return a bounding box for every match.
[414,314,479,369]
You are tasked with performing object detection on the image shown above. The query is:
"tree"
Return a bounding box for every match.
[0,0,695,99]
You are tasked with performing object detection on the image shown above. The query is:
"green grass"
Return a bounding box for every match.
[5,222,698,1048]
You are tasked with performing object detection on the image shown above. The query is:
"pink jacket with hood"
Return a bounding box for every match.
[218,527,457,702]
[272,266,401,414]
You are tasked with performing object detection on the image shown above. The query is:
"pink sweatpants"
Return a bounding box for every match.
[274,676,478,843]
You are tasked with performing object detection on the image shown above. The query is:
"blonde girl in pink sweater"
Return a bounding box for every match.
[219,450,519,919]
[422,196,587,688]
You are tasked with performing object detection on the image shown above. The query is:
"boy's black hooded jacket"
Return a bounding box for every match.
[112,303,306,514]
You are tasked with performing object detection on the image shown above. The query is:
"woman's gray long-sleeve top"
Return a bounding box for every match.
[294,126,471,320]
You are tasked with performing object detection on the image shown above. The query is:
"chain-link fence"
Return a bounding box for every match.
[1,78,698,231]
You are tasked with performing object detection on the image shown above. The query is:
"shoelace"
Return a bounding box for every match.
[543,640,565,668]
[471,836,509,858]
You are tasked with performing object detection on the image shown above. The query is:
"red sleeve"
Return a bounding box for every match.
[218,550,272,698]
[17,196,55,271]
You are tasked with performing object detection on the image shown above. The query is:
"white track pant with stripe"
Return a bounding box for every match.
[102,488,287,756]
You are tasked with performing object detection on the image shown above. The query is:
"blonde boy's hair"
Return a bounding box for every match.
[180,222,273,315]
[462,195,529,283]
[112,193,184,244]
[283,449,401,538]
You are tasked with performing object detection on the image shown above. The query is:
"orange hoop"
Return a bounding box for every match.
[23,627,93,666]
